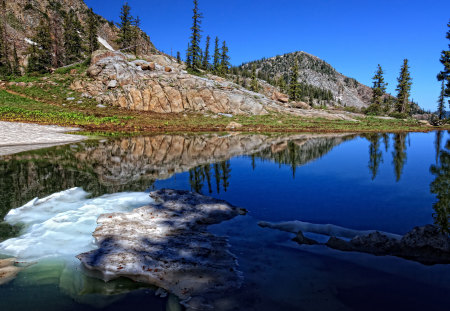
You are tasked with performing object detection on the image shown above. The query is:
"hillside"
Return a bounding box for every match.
[236,51,374,108]
[0,0,155,70]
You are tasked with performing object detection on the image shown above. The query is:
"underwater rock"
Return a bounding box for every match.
[260,220,450,265]
[77,189,246,311]
[0,258,22,285]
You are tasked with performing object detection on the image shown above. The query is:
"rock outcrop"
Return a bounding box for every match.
[77,189,246,310]
[0,258,22,285]
[72,50,359,120]
[260,220,450,265]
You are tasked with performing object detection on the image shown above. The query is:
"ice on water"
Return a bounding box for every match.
[0,188,153,260]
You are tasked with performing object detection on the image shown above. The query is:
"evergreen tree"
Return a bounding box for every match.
[63,9,83,65]
[12,43,20,76]
[369,64,388,114]
[437,21,450,109]
[437,81,446,120]
[86,8,99,54]
[277,76,287,93]
[367,134,383,180]
[186,43,192,67]
[27,18,53,73]
[289,59,301,101]
[219,40,230,76]
[0,0,10,76]
[187,0,202,71]
[116,2,133,49]
[177,51,181,64]
[202,35,211,70]
[250,65,259,92]
[131,16,141,55]
[213,36,220,73]
[395,59,413,114]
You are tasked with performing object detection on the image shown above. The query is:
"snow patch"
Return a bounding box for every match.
[97,36,114,51]
[24,38,37,46]
[0,188,152,260]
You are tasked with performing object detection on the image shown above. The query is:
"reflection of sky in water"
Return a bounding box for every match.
[0,132,448,311]
[156,132,449,234]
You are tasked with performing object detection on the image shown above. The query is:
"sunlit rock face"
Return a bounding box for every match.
[77,189,246,310]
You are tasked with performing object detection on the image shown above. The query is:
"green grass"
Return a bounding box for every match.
[0,90,127,126]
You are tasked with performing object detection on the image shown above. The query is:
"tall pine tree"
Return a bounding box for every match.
[132,16,141,55]
[177,51,181,64]
[250,65,259,92]
[202,35,211,70]
[289,59,301,101]
[187,0,202,71]
[86,8,99,54]
[437,81,446,120]
[0,0,10,76]
[219,40,230,76]
[395,59,412,114]
[437,20,450,109]
[27,18,53,73]
[186,43,192,67]
[116,2,133,49]
[63,9,83,65]
[213,36,220,73]
[369,64,388,114]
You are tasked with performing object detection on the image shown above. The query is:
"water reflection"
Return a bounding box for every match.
[392,133,408,182]
[430,136,450,233]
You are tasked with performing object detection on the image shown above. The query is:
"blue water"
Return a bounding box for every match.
[0,131,448,311]
[155,132,445,234]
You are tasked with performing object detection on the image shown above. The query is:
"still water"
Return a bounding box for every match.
[0,131,448,310]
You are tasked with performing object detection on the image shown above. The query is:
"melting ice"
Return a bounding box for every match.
[0,188,153,260]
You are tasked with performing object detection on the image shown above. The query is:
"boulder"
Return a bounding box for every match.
[293,231,319,245]
[164,66,172,73]
[226,122,243,130]
[271,91,289,103]
[107,80,117,89]
[77,189,246,310]
[292,101,311,109]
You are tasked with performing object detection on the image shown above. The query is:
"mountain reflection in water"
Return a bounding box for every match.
[0,132,448,235]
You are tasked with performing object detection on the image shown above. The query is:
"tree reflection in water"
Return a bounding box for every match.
[189,161,232,194]
[392,133,408,182]
[430,136,450,234]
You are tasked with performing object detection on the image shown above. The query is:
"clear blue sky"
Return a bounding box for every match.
[84,0,450,111]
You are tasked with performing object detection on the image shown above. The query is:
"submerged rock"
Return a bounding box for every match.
[77,189,247,310]
[260,220,450,265]
[0,258,22,285]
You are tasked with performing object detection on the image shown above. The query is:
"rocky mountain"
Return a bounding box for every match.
[237,51,374,109]
[0,0,155,69]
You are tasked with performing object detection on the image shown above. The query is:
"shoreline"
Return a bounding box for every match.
[0,121,86,156]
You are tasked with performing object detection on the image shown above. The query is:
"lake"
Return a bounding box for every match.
[0,131,449,311]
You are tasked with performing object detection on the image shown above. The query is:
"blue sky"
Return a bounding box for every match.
[84,0,450,111]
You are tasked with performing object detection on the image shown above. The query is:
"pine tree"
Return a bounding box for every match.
[437,20,450,109]
[186,43,192,67]
[395,59,413,114]
[213,36,220,73]
[116,2,133,49]
[187,0,202,71]
[250,65,259,92]
[27,18,53,73]
[369,64,388,114]
[219,40,230,76]
[177,51,181,64]
[12,43,20,76]
[86,8,99,54]
[63,9,83,65]
[289,59,301,101]
[437,81,446,120]
[0,0,10,76]
[132,16,141,55]
[202,35,210,70]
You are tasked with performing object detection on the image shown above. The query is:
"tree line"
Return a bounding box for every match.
[184,0,230,76]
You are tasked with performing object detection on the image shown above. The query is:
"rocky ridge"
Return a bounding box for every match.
[1,0,155,69]
[239,51,373,108]
[72,50,360,120]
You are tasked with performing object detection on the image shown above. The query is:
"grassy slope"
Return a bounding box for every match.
[0,66,448,134]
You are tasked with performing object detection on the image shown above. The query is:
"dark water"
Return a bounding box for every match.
[0,131,448,310]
